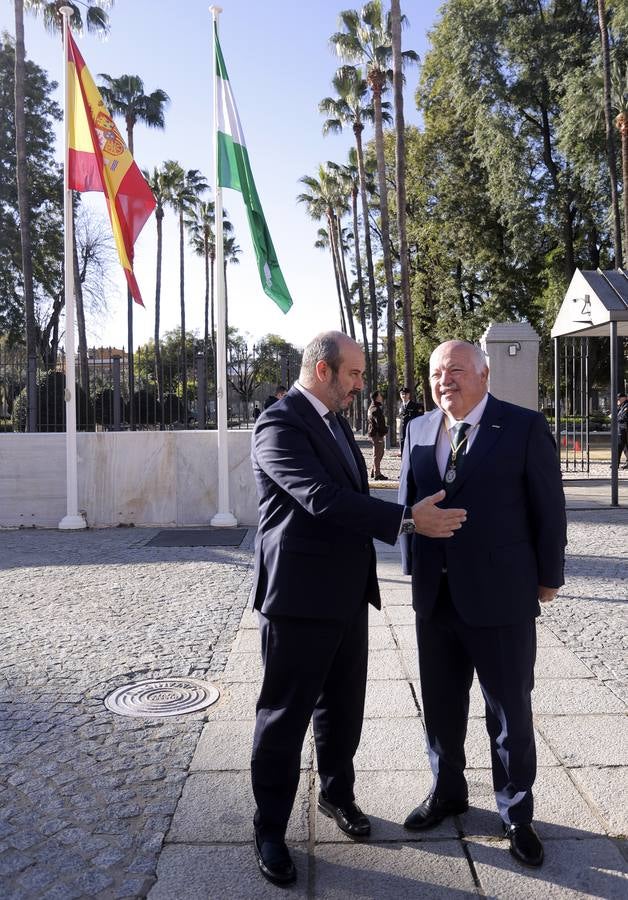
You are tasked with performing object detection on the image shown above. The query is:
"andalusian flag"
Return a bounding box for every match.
[215,28,292,313]
[66,30,155,305]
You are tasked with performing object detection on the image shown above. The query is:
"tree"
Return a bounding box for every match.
[185,201,235,363]
[143,163,173,420]
[597,0,623,266]
[328,152,373,397]
[1,33,61,343]
[297,164,355,338]
[320,65,381,381]
[97,70,169,427]
[332,1,418,441]
[163,161,209,414]
[14,0,110,429]
[391,0,414,394]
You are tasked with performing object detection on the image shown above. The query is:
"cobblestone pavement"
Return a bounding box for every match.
[0,495,626,897]
[0,529,254,899]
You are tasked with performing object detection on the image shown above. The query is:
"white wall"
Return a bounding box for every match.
[0,430,258,528]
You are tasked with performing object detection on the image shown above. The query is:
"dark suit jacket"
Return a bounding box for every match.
[398,394,567,627]
[250,386,404,621]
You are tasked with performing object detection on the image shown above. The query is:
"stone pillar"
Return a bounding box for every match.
[480,323,540,411]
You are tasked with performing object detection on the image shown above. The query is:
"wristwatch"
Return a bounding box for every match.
[400,506,415,535]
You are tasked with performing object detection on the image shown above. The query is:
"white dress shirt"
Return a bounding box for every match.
[435,393,489,479]
[293,381,334,433]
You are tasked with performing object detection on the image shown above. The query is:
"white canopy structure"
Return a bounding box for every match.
[552,269,628,506]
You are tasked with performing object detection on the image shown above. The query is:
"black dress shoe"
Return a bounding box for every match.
[504,823,544,867]
[404,792,469,830]
[318,792,371,837]
[253,832,296,886]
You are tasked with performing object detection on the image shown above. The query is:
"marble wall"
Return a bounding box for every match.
[0,431,258,528]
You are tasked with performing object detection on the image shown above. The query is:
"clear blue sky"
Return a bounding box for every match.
[1,0,444,351]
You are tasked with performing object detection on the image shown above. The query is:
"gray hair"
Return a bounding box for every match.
[300,331,345,380]
[430,340,488,373]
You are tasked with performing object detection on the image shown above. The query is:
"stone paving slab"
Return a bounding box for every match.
[150,844,310,899]
[312,842,479,898]
[202,682,258,721]
[532,679,626,715]
[536,715,628,766]
[190,721,312,771]
[569,767,628,835]
[353,718,428,771]
[221,651,264,682]
[468,837,628,899]
[367,648,407,680]
[384,603,416,625]
[460,767,606,839]
[534,646,596,679]
[364,679,418,719]
[167,771,310,844]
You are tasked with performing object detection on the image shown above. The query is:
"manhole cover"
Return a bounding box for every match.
[145,528,247,547]
[104,678,220,718]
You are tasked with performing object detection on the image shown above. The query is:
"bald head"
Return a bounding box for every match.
[299,331,365,412]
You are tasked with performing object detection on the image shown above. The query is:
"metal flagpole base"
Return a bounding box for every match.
[210,511,238,527]
[58,514,87,530]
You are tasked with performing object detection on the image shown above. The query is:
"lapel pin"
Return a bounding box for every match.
[491,424,501,429]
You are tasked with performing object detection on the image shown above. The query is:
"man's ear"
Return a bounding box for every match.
[315,360,328,383]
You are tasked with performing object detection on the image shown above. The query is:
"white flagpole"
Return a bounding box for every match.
[210,5,237,527]
[58,7,86,530]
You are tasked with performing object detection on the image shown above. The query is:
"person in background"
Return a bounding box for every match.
[367,390,388,480]
[253,404,261,422]
[263,385,287,410]
[398,387,422,456]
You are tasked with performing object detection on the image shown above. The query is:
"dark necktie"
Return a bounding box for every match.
[443,421,470,494]
[325,412,361,485]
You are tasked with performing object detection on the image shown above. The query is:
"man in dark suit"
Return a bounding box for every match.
[250,331,466,886]
[399,340,566,868]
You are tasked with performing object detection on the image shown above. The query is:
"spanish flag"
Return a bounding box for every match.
[66,29,155,305]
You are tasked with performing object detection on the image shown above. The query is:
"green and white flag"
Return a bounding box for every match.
[215,27,293,314]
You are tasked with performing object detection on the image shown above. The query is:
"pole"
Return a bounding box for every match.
[210,5,237,526]
[553,337,561,466]
[58,7,86,530]
[610,321,618,507]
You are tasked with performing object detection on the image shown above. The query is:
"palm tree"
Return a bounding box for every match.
[314,227,347,333]
[163,161,209,415]
[331,1,418,441]
[329,152,373,397]
[14,0,109,429]
[391,0,414,395]
[185,202,235,364]
[143,164,176,423]
[320,65,381,383]
[222,232,241,334]
[297,165,355,338]
[97,72,169,427]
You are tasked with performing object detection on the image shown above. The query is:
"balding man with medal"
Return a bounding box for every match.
[399,340,566,868]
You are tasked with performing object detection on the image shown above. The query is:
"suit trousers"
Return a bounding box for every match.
[416,577,537,825]
[251,603,368,842]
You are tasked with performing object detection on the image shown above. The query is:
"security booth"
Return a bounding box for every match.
[551,269,628,506]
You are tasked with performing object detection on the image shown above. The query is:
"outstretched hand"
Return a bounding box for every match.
[411,490,467,538]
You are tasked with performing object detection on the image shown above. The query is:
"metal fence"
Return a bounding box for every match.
[0,343,301,433]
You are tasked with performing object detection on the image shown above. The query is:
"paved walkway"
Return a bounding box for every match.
[0,483,627,897]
